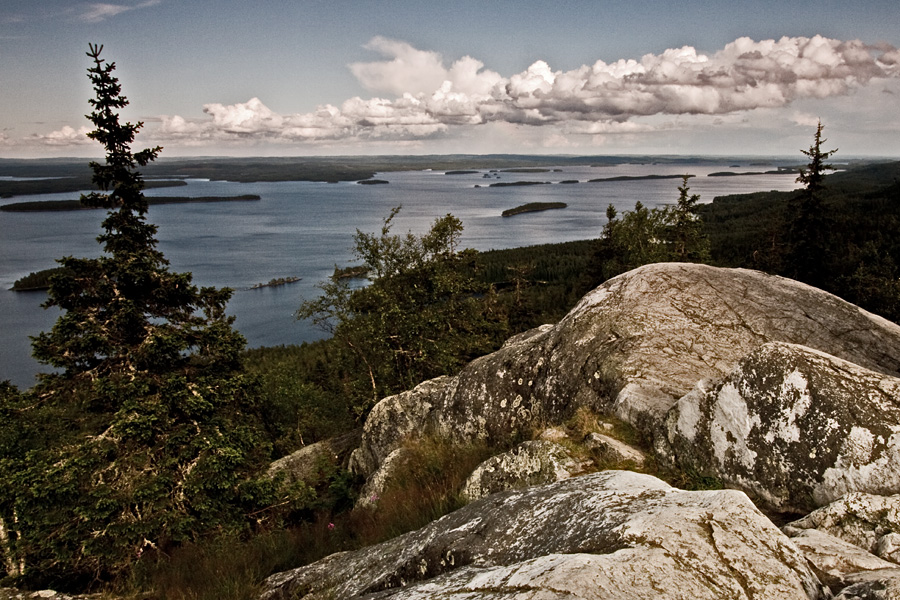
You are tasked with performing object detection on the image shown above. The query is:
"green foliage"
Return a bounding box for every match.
[698,155,900,323]
[243,345,355,456]
[0,45,282,589]
[591,175,710,281]
[298,207,508,415]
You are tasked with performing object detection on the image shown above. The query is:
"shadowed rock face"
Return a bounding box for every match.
[668,343,900,513]
[351,263,900,479]
[260,471,826,600]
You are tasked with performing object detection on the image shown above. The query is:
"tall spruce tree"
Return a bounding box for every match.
[786,120,837,287]
[0,45,276,588]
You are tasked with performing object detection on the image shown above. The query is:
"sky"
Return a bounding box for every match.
[2,0,899,158]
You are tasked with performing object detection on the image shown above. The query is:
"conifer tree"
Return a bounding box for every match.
[786,120,837,287]
[0,45,276,588]
[670,175,710,262]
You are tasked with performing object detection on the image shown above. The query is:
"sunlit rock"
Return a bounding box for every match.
[668,342,900,513]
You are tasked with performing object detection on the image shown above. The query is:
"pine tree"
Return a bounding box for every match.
[786,120,837,287]
[0,45,276,587]
[32,44,244,381]
[669,175,710,262]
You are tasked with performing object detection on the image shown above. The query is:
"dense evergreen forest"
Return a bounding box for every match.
[2,46,899,600]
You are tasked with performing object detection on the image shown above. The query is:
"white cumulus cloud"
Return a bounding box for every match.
[27,34,900,151]
[32,125,93,146]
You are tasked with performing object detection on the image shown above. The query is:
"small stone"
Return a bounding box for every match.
[877,532,900,565]
[584,432,645,466]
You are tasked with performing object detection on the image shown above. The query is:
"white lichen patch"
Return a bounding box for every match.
[710,382,760,471]
[838,426,877,467]
[763,369,812,445]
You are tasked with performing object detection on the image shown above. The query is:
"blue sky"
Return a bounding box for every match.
[2,0,899,157]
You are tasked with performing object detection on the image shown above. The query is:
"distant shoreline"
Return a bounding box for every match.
[1,194,261,212]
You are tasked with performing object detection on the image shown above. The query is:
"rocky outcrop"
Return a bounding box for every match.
[460,441,585,501]
[349,377,448,478]
[351,263,900,479]
[261,471,826,600]
[355,447,412,509]
[668,343,900,512]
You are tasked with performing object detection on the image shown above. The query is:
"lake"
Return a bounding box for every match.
[0,162,800,388]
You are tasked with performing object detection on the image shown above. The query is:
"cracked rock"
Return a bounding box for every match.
[260,471,826,600]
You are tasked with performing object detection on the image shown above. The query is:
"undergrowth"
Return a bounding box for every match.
[118,435,494,600]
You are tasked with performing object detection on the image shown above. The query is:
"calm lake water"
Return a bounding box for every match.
[0,162,800,388]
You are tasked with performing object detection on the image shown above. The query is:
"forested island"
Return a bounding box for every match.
[1,194,260,212]
[487,180,551,187]
[249,276,301,289]
[10,266,72,291]
[587,173,693,183]
[501,202,568,217]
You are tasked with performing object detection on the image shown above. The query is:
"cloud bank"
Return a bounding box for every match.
[33,35,900,149]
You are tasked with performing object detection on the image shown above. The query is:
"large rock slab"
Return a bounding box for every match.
[260,471,826,600]
[352,264,900,477]
[668,343,900,512]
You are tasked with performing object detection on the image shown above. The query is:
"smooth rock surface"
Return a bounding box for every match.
[260,471,826,600]
[460,440,584,501]
[668,343,900,512]
[352,264,900,478]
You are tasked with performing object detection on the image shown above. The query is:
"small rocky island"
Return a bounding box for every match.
[250,276,301,290]
[501,202,567,217]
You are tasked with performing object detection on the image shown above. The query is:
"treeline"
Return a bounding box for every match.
[1,194,260,212]
[0,153,786,196]
[699,159,900,321]
[0,176,185,198]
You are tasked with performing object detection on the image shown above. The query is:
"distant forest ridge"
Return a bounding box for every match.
[0,154,854,197]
